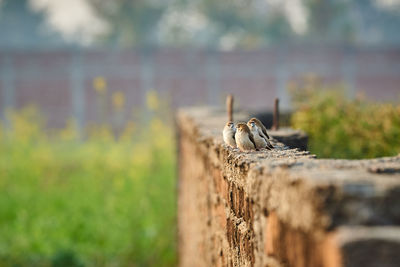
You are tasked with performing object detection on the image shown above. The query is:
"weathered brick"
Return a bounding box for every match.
[238,187,244,217]
[226,217,234,247]
[221,177,229,203]
[213,202,226,229]
[244,198,251,222]
[265,211,279,257]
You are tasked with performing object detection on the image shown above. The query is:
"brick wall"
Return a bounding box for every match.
[1,46,400,128]
[176,107,400,267]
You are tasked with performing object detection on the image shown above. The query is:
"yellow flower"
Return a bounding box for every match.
[6,106,43,143]
[131,143,152,168]
[150,118,163,133]
[120,121,135,141]
[146,90,159,111]
[93,76,107,94]
[87,124,114,141]
[112,91,125,110]
[59,119,79,141]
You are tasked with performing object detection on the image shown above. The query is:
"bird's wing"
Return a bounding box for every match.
[249,132,257,149]
[258,129,269,142]
[256,129,274,150]
[266,140,274,149]
[261,126,270,139]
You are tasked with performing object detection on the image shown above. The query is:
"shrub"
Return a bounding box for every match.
[290,77,400,159]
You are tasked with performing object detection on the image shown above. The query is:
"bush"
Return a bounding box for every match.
[290,77,400,159]
[0,95,176,266]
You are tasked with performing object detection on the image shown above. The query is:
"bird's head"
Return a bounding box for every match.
[247,120,256,130]
[236,123,249,133]
[249,118,259,125]
[225,121,235,129]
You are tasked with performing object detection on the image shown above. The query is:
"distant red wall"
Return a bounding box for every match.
[1,47,399,127]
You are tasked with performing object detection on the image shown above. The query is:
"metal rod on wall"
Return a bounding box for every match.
[273,98,279,130]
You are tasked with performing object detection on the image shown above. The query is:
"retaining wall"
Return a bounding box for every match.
[177,107,400,267]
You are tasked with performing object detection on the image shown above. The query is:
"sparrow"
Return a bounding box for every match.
[248,117,274,148]
[235,123,257,152]
[223,121,237,148]
[247,120,273,150]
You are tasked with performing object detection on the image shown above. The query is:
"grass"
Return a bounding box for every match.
[0,105,177,266]
[290,76,400,159]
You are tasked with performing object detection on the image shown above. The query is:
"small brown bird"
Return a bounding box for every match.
[247,120,273,150]
[223,121,237,148]
[248,117,274,148]
[235,123,257,152]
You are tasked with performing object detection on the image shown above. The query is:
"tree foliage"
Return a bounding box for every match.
[0,0,64,48]
[304,0,400,45]
[87,0,294,48]
[304,0,354,43]
[87,0,400,48]
[88,0,170,47]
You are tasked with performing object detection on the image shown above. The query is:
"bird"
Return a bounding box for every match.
[235,123,257,152]
[223,121,237,148]
[248,117,274,148]
[247,119,273,150]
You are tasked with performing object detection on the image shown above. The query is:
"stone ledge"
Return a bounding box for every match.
[177,106,400,267]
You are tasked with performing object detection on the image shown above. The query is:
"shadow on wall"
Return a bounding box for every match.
[250,110,292,129]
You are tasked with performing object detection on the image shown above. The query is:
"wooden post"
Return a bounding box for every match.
[273,98,279,130]
[226,94,234,122]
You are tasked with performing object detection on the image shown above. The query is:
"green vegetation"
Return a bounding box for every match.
[0,99,176,266]
[290,77,400,159]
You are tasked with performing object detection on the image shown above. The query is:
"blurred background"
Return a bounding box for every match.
[0,0,399,266]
